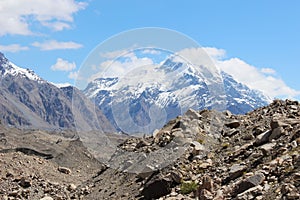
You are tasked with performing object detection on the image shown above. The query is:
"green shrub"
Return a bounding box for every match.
[197,139,204,144]
[180,181,198,194]
[222,143,230,149]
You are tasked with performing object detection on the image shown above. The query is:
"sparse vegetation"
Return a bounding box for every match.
[222,142,230,149]
[180,181,198,194]
[197,138,204,144]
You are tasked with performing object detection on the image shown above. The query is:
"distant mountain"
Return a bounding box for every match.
[83,56,270,134]
[0,52,114,132]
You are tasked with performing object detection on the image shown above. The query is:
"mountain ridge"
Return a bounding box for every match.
[84,56,271,134]
[0,52,114,132]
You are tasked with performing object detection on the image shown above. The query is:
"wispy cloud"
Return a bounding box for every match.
[32,40,83,51]
[51,58,76,71]
[142,49,162,55]
[261,68,276,75]
[202,47,300,99]
[0,44,29,52]
[0,0,87,36]
[89,51,154,82]
[68,71,80,80]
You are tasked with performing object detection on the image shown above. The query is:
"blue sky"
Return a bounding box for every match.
[0,0,299,99]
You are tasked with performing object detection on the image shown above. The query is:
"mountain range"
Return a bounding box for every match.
[0,52,271,134]
[84,56,270,134]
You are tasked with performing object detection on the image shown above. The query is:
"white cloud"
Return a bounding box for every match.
[218,58,300,98]
[41,21,71,31]
[51,58,76,71]
[203,47,226,60]
[0,44,29,52]
[261,68,276,75]
[0,0,87,36]
[68,71,79,80]
[100,49,130,59]
[173,47,300,99]
[89,51,155,82]
[32,40,83,51]
[142,49,162,55]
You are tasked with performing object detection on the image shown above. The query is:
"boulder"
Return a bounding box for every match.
[141,177,172,199]
[229,164,247,180]
[234,173,265,195]
[57,166,71,174]
[269,127,285,141]
[185,109,201,120]
[259,143,276,155]
[225,120,241,129]
[254,130,271,146]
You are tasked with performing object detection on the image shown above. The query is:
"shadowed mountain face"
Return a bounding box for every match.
[0,52,114,132]
[84,57,270,134]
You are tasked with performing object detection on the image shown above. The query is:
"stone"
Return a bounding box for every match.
[236,185,263,200]
[136,139,151,148]
[254,130,271,146]
[40,197,54,200]
[234,173,265,195]
[225,129,239,137]
[286,192,300,199]
[8,190,19,197]
[169,171,182,184]
[229,164,247,180]
[190,141,205,156]
[138,165,155,180]
[269,127,285,141]
[225,120,241,129]
[214,190,224,200]
[19,177,32,188]
[200,176,214,192]
[198,189,214,200]
[242,133,254,140]
[270,119,288,129]
[185,108,201,119]
[67,183,77,191]
[57,166,71,174]
[259,143,276,155]
[141,177,172,199]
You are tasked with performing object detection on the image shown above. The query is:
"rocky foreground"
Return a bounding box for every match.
[0,99,300,199]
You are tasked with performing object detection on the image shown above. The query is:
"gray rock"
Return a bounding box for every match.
[254,130,271,146]
[141,177,172,199]
[138,165,155,180]
[269,127,285,140]
[225,120,241,129]
[19,177,32,188]
[259,143,276,155]
[229,164,247,180]
[199,175,214,192]
[234,173,265,195]
[236,185,263,200]
[67,183,77,191]
[185,109,201,120]
[169,171,182,184]
[40,197,54,200]
[190,141,205,156]
[57,166,71,174]
[198,189,214,200]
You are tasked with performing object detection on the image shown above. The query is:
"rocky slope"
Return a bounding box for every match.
[0,99,299,199]
[0,52,114,132]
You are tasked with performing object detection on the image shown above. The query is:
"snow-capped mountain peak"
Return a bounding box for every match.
[83,57,270,134]
[0,52,44,83]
